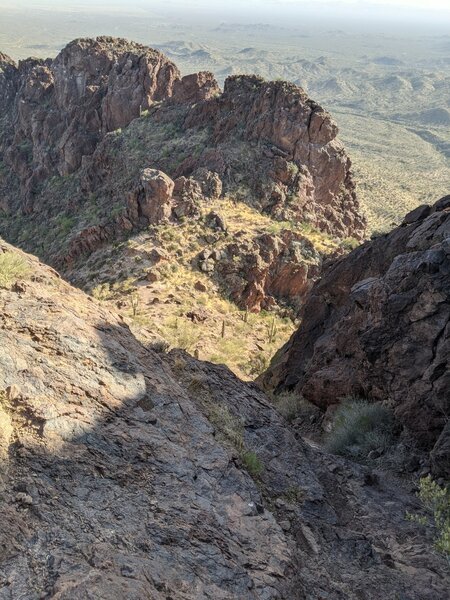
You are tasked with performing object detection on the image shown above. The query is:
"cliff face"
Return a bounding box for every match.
[262,197,450,475]
[0,37,216,210]
[0,238,448,599]
[183,74,364,238]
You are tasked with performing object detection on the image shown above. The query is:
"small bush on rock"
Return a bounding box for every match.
[325,399,395,460]
[242,451,264,477]
[148,340,170,354]
[416,476,450,559]
[272,391,301,422]
[0,252,29,289]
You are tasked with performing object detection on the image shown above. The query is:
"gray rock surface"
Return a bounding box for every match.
[0,238,448,599]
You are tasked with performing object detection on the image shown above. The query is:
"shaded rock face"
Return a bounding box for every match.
[0,238,449,599]
[262,197,450,472]
[0,52,18,110]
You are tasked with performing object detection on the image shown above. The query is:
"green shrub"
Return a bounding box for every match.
[325,399,395,460]
[0,252,30,289]
[242,451,264,477]
[340,237,360,251]
[55,214,75,235]
[414,476,450,559]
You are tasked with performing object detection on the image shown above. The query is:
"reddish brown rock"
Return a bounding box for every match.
[183,75,365,240]
[262,196,450,471]
[0,37,365,303]
[137,168,174,222]
[172,71,220,104]
[215,230,322,312]
[1,37,180,201]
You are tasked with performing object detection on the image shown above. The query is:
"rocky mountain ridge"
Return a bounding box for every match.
[0,237,449,599]
[0,36,368,375]
[0,37,364,260]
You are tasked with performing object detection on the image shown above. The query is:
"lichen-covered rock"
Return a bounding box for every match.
[262,196,450,469]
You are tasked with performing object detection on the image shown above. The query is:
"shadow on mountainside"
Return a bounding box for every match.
[1,310,449,599]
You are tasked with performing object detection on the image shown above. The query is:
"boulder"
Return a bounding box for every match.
[137,168,174,223]
[172,71,220,104]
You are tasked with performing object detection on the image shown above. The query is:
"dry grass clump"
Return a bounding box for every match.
[325,399,395,460]
[0,251,30,289]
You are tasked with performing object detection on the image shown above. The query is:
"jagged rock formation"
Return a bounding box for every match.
[0,238,449,598]
[0,37,364,262]
[262,197,450,475]
[213,230,322,312]
[0,38,218,210]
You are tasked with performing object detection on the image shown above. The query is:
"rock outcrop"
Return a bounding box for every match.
[0,38,364,259]
[213,230,322,312]
[262,197,450,473]
[131,168,175,223]
[185,75,365,238]
[0,238,449,598]
[0,37,219,210]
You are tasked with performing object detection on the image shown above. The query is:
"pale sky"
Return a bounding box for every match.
[2,0,450,18]
[2,0,449,7]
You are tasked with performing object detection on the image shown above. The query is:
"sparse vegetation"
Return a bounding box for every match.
[208,403,245,453]
[163,317,202,352]
[0,251,30,289]
[340,237,360,251]
[148,340,170,354]
[406,476,450,560]
[283,485,305,504]
[272,391,301,422]
[325,399,395,460]
[242,451,264,477]
[91,282,112,301]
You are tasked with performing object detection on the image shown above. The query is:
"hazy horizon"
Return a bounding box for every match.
[1,0,450,29]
